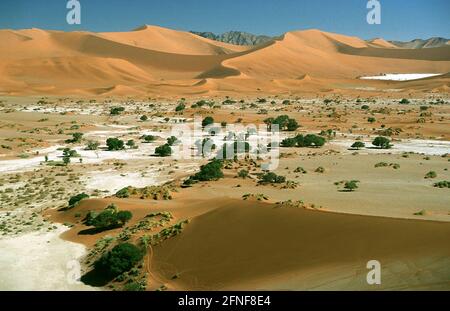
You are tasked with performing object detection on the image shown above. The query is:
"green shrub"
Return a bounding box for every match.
[86,141,100,150]
[184,160,224,185]
[258,172,286,184]
[175,103,186,112]
[90,204,132,230]
[264,115,299,131]
[140,115,148,121]
[68,193,89,207]
[351,141,365,149]
[94,243,143,278]
[116,187,130,198]
[155,144,172,157]
[167,136,178,146]
[106,138,125,151]
[202,116,214,127]
[237,169,249,179]
[315,166,325,173]
[66,132,84,144]
[433,181,450,188]
[425,171,437,179]
[372,136,392,149]
[344,180,359,192]
[399,98,410,105]
[110,107,125,115]
[141,135,156,143]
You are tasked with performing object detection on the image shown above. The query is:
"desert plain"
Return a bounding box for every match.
[0,25,449,291]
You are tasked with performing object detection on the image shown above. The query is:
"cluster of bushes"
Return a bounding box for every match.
[192,100,214,109]
[115,186,173,200]
[237,169,249,179]
[424,171,437,179]
[86,141,100,150]
[85,204,133,230]
[433,181,450,188]
[154,136,179,157]
[258,172,286,185]
[141,135,156,143]
[335,180,360,192]
[94,243,143,278]
[374,162,400,169]
[372,136,392,149]
[183,160,224,186]
[264,115,299,132]
[281,134,326,148]
[66,132,83,144]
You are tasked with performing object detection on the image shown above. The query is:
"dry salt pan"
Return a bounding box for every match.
[360,73,442,81]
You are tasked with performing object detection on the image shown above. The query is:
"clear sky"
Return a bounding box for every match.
[0,0,448,41]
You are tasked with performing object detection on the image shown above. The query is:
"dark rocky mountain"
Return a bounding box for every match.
[390,37,449,49]
[191,30,274,46]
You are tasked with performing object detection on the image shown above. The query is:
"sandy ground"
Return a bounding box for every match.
[0,96,449,291]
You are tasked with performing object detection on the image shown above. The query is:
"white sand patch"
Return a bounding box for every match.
[360,73,442,81]
[331,138,450,156]
[0,145,64,173]
[20,105,102,116]
[0,225,95,291]
[85,170,159,194]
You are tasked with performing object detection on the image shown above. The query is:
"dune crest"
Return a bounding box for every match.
[0,26,449,96]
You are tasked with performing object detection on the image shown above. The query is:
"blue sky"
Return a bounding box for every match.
[0,0,448,40]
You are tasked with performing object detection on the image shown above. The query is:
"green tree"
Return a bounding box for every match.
[140,115,148,121]
[372,136,392,149]
[202,116,214,127]
[63,156,71,166]
[94,243,143,278]
[106,138,125,151]
[68,193,89,207]
[110,106,125,115]
[167,136,178,146]
[344,180,359,192]
[351,141,365,149]
[155,144,172,157]
[175,103,186,112]
[258,172,286,184]
[141,135,156,143]
[185,160,224,185]
[66,132,84,144]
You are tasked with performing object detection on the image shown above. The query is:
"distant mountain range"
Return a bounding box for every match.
[192,30,449,49]
[389,37,449,49]
[191,31,274,46]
